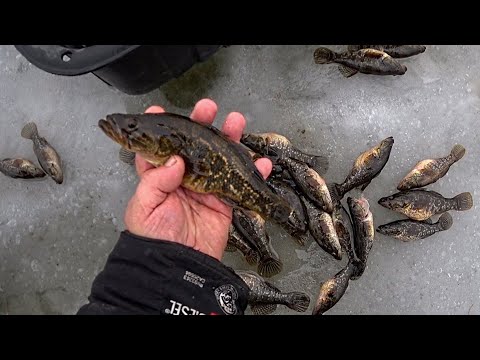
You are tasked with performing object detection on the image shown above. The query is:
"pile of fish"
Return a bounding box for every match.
[98,110,473,316]
[0,122,63,184]
[377,144,473,241]
[314,45,426,78]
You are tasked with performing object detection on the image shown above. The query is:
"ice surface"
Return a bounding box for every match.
[0,45,479,314]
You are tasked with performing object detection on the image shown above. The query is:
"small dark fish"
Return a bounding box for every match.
[302,197,342,260]
[236,270,310,315]
[312,262,355,315]
[232,209,283,278]
[397,144,466,191]
[348,196,375,280]
[0,158,46,179]
[377,212,453,242]
[378,190,473,221]
[332,137,394,200]
[241,132,329,175]
[348,45,427,59]
[227,224,259,265]
[267,178,309,245]
[21,122,63,184]
[314,47,407,77]
[283,158,334,213]
[99,113,293,225]
[331,201,355,261]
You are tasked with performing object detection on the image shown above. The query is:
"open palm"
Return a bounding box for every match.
[124,99,272,261]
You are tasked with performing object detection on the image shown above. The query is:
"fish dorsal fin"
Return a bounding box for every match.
[264,281,281,293]
[339,65,358,78]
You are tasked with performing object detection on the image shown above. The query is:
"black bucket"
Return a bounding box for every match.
[15,45,223,95]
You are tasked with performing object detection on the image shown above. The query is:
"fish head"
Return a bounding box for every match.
[46,160,63,184]
[378,194,409,211]
[347,196,370,220]
[386,57,407,75]
[379,136,395,153]
[376,224,399,236]
[241,133,268,154]
[99,114,177,158]
[397,170,421,190]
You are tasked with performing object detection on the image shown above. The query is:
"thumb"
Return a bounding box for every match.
[136,156,185,209]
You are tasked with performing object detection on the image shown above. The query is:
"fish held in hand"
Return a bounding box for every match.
[98,113,293,224]
[21,122,63,184]
[236,270,310,315]
[397,144,466,191]
[241,132,328,175]
[378,190,473,221]
[0,158,46,179]
[314,47,407,77]
[377,212,453,242]
[332,137,394,200]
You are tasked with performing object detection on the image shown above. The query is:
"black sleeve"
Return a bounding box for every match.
[77,231,249,315]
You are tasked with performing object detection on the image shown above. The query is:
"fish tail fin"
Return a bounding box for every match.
[257,255,283,278]
[450,144,466,161]
[21,122,38,140]
[245,250,259,265]
[438,212,453,231]
[453,192,473,211]
[311,155,329,175]
[286,292,311,312]
[118,148,136,165]
[314,47,336,64]
[250,303,277,315]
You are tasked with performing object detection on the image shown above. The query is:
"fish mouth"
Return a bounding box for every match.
[99,117,129,148]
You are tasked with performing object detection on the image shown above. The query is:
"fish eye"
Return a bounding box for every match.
[127,118,138,130]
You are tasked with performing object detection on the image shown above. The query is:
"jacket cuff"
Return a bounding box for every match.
[78,231,249,315]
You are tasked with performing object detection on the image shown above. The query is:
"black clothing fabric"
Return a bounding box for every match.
[77,231,249,315]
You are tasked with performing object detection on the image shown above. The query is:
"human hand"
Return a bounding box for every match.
[124,99,273,261]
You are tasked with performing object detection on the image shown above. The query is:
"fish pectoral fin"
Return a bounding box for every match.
[338,65,358,78]
[359,180,371,191]
[180,150,211,177]
[250,303,277,315]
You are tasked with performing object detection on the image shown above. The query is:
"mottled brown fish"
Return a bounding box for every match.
[283,158,334,213]
[302,197,342,260]
[348,45,427,58]
[241,132,329,175]
[236,270,310,315]
[332,137,394,200]
[0,158,46,179]
[232,208,283,278]
[397,144,466,191]
[21,122,63,184]
[99,113,293,224]
[227,224,259,265]
[314,47,407,77]
[377,212,453,242]
[267,178,309,245]
[378,190,473,221]
[331,201,355,261]
[312,262,355,315]
[348,196,375,280]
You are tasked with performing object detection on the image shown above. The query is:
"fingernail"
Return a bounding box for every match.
[165,156,177,167]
